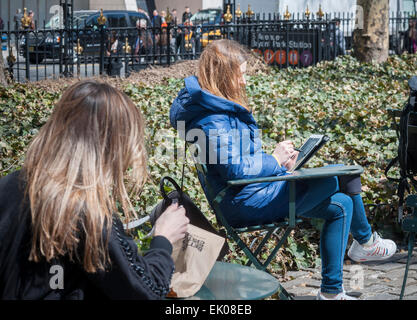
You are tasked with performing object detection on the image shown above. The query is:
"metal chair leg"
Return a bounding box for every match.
[400,232,415,300]
[277,283,294,300]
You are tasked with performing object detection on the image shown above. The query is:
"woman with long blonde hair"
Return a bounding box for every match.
[170,39,396,300]
[0,80,189,299]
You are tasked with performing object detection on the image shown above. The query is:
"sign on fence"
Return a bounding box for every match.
[251,30,320,67]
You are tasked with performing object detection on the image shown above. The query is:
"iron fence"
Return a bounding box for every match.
[0,11,416,82]
[229,10,417,54]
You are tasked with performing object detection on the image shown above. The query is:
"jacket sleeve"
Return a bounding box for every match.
[85,216,175,300]
[196,116,287,181]
[212,141,287,181]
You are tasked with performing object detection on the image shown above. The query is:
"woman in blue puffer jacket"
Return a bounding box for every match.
[169,39,396,300]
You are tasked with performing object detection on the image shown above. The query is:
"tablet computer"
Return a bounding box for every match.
[288,134,329,172]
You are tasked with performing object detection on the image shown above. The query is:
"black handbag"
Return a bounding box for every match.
[149,175,229,261]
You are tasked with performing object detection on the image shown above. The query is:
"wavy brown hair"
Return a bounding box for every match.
[197,39,249,110]
[23,80,147,273]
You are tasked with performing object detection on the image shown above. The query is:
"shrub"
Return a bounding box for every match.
[1,54,415,274]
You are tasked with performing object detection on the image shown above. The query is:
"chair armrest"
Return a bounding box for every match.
[227,165,364,187]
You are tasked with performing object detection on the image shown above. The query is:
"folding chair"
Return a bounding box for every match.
[387,107,417,299]
[187,142,363,300]
[400,194,417,300]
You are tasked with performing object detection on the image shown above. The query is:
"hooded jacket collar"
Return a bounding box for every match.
[185,76,252,116]
[170,76,257,129]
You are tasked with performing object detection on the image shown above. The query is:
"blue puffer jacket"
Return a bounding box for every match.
[170,76,308,227]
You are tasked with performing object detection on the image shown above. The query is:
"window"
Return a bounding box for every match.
[73,12,92,28]
[130,14,139,27]
[107,14,128,28]
[45,11,92,29]
[85,15,100,28]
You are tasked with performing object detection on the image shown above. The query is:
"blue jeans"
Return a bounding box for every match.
[297,177,372,294]
[222,173,373,294]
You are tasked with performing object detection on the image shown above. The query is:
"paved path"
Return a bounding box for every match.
[281,248,417,300]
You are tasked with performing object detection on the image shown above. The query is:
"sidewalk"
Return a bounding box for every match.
[281,248,417,300]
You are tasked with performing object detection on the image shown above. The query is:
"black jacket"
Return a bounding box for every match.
[182,12,192,23]
[152,15,162,28]
[0,171,175,300]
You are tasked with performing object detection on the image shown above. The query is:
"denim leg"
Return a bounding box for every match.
[299,192,353,294]
[295,176,339,216]
[349,194,373,245]
[299,174,372,245]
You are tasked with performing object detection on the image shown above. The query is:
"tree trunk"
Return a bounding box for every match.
[353,0,389,63]
[0,53,7,86]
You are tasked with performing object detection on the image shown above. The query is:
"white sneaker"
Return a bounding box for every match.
[348,231,397,262]
[317,290,358,300]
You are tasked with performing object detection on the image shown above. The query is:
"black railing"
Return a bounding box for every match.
[276,10,417,54]
[0,11,415,82]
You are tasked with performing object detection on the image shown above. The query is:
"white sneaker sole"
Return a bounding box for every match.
[348,247,396,262]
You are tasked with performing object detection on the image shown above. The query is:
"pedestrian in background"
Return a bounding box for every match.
[331,18,346,57]
[106,31,123,77]
[152,10,162,28]
[405,18,417,54]
[28,10,36,30]
[182,7,192,23]
[171,8,178,24]
[134,19,153,66]
[160,10,168,28]
[138,7,150,19]
[14,9,23,30]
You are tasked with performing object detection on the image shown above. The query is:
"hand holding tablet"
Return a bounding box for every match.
[288,134,329,173]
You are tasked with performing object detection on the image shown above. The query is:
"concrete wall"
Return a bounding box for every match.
[0,0,58,25]
[0,0,142,28]
[89,0,137,10]
[154,0,222,17]
[202,0,222,9]
[0,0,411,29]
[235,0,279,16]
[0,0,90,27]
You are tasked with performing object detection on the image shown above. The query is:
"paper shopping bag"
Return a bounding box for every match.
[167,224,225,298]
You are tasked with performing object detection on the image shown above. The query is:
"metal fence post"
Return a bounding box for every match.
[60,0,74,78]
[285,21,289,68]
[6,21,15,81]
[24,32,30,81]
[167,25,171,66]
[97,9,107,76]
[318,24,322,64]
[99,25,105,75]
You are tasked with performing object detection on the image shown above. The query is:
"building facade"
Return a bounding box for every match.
[0,0,414,29]
[154,0,222,17]
[0,0,156,26]
[279,0,415,16]
[0,0,88,26]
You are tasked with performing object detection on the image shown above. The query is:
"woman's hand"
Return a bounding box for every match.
[273,140,298,168]
[154,203,190,244]
[281,151,298,170]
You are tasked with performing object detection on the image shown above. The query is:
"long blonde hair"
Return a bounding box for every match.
[197,39,249,110]
[23,80,147,273]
